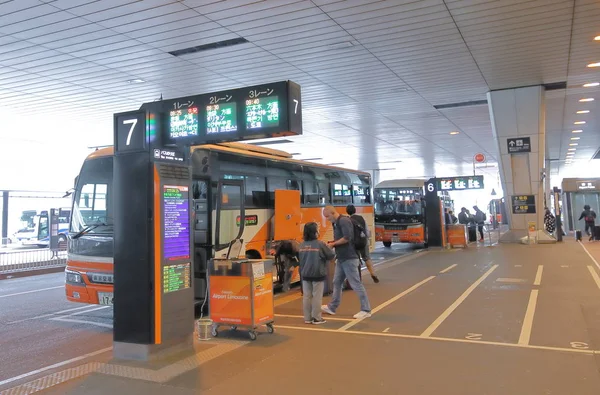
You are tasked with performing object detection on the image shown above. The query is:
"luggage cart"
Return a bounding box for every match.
[209,258,275,341]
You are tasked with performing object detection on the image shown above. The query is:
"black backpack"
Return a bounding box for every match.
[349,217,368,251]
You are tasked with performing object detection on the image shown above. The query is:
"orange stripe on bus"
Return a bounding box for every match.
[153,165,162,344]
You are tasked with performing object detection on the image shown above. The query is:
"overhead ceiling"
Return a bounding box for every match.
[0,0,598,184]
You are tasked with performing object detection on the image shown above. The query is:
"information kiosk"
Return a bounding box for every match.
[112,81,301,360]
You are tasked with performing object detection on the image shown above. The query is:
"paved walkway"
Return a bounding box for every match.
[5,240,600,395]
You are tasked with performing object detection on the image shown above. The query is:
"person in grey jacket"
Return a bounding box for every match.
[298,222,335,324]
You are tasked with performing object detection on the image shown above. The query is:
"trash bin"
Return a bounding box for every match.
[576,230,582,241]
[468,226,478,243]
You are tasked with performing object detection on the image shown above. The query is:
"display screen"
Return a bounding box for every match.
[206,103,237,134]
[169,107,199,138]
[245,96,279,129]
[163,185,190,260]
[163,262,191,293]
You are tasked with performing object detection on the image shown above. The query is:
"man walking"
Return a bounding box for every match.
[346,204,379,283]
[321,206,372,319]
[473,206,486,242]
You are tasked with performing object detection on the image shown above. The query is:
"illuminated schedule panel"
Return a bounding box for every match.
[163,263,191,293]
[163,185,190,260]
[155,80,302,146]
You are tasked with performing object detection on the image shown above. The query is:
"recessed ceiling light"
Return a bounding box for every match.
[574,121,586,124]
[579,98,595,102]
[572,129,583,133]
[577,110,590,114]
[450,131,460,135]
[569,143,579,146]
[126,78,145,83]
[584,82,600,87]
[588,62,600,68]
[568,148,576,151]
[571,137,581,140]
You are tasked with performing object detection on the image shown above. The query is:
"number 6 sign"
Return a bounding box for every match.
[114,110,147,153]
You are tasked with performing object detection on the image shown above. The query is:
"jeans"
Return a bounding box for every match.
[302,281,325,321]
[328,258,371,313]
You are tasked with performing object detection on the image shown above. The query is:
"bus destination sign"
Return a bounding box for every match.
[437,176,484,192]
[156,80,302,146]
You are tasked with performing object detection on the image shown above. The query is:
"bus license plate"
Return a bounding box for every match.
[98,292,113,306]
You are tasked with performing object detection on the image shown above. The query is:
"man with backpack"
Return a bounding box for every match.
[473,206,487,242]
[579,205,597,241]
[321,206,372,319]
[346,204,379,283]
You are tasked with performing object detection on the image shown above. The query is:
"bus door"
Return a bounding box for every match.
[274,189,301,241]
[192,178,211,307]
[214,179,245,260]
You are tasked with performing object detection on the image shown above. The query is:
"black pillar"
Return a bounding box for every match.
[425,179,443,247]
[1,191,8,245]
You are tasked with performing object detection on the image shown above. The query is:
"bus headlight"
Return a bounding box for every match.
[65,269,84,285]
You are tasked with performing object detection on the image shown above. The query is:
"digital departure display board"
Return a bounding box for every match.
[163,185,190,260]
[163,262,191,293]
[155,80,302,146]
[206,103,237,134]
[169,107,199,139]
[246,96,279,129]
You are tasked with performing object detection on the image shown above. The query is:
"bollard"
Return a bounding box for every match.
[196,318,212,341]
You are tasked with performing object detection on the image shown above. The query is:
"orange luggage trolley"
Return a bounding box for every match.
[209,258,275,341]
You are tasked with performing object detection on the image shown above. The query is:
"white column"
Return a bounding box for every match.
[487,86,554,243]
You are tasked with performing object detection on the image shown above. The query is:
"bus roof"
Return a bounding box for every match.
[375,179,426,189]
[84,143,370,176]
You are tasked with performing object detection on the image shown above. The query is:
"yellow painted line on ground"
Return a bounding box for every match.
[579,241,600,273]
[587,266,600,290]
[421,264,498,338]
[533,265,543,286]
[518,290,539,345]
[276,325,600,356]
[439,264,458,274]
[275,314,352,322]
[338,276,436,331]
[274,292,302,307]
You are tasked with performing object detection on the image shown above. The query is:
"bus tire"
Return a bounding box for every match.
[245,250,262,259]
[383,241,392,248]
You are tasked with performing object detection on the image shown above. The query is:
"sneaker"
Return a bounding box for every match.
[353,311,372,319]
[304,320,312,324]
[321,305,336,315]
[312,318,327,325]
[372,275,380,283]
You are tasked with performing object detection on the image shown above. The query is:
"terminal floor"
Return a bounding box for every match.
[16,240,600,394]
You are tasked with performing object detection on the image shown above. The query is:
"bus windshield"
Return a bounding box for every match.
[70,157,113,235]
[374,188,422,216]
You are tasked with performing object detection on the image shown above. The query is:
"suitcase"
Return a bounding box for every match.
[468,227,477,242]
[323,259,335,296]
[576,229,582,241]
[594,226,600,241]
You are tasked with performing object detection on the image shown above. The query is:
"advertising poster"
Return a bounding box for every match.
[253,276,274,324]
[210,276,252,325]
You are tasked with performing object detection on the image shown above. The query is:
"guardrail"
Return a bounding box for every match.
[0,245,67,274]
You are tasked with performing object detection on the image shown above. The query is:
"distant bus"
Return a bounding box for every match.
[65,142,374,310]
[14,209,70,247]
[374,179,426,247]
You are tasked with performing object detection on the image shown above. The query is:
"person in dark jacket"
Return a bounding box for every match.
[299,222,335,324]
[346,204,379,283]
[458,207,470,225]
[473,206,486,242]
[579,205,597,241]
[274,239,299,292]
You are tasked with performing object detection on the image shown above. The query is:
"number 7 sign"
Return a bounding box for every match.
[114,110,147,153]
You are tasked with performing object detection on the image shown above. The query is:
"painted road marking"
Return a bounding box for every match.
[571,342,590,350]
[496,278,526,283]
[465,333,482,340]
[533,265,543,286]
[65,305,110,316]
[0,347,113,387]
[439,264,457,274]
[586,266,600,290]
[7,305,100,325]
[276,325,600,356]
[338,276,436,331]
[579,241,600,273]
[514,265,523,268]
[561,265,569,268]
[383,327,390,333]
[518,289,539,345]
[420,264,498,337]
[275,314,352,322]
[0,285,63,299]
[49,317,113,329]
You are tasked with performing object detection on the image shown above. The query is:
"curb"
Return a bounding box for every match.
[0,266,65,280]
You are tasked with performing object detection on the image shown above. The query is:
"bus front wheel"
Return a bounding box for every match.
[383,241,392,248]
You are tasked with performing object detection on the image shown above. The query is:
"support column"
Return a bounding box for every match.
[487,86,555,243]
[1,191,8,245]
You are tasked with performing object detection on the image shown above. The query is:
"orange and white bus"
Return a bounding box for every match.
[373,179,426,247]
[65,142,374,310]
